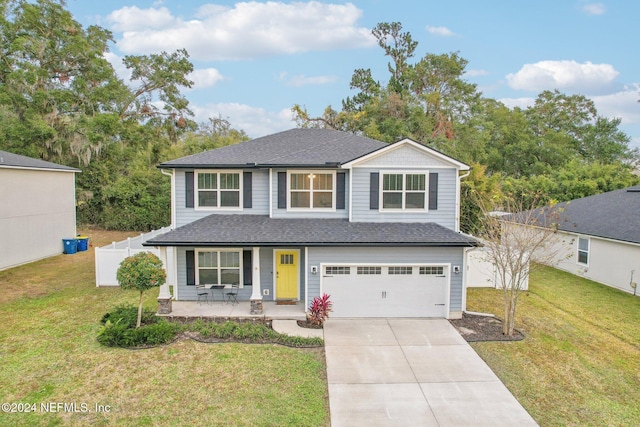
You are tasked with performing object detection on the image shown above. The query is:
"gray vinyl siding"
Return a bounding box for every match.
[175,169,269,227]
[271,169,349,219]
[174,246,307,302]
[306,246,465,313]
[350,167,457,228]
[362,144,455,168]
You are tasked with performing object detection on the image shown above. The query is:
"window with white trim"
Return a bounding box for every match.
[196,171,241,209]
[382,172,427,210]
[577,237,589,265]
[389,266,413,275]
[325,266,350,275]
[419,266,444,275]
[289,171,335,209]
[357,266,382,275]
[197,250,241,286]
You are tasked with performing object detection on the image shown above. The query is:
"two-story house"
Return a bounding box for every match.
[144,128,478,318]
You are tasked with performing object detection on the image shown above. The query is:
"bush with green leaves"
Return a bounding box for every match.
[100,304,158,328]
[116,252,166,328]
[98,305,180,347]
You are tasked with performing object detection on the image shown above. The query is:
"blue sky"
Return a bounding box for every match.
[66,0,640,147]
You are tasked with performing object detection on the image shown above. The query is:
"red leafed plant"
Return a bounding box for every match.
[307,294,333,326]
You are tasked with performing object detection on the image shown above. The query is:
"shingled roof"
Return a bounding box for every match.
[506,186,640,245]
[144,214,479,247]
[0,150,80,172]
[158,128,388,168]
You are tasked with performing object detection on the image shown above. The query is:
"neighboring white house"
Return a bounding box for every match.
[0,150,80,271]
[506,186,640,295]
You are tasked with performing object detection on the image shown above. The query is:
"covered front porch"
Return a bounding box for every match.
[161,300,307,320]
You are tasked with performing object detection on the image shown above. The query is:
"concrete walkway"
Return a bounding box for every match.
[324,318,538,427]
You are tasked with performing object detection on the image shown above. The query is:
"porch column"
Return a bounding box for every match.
[250,247,263,314]
[157,246,172,314]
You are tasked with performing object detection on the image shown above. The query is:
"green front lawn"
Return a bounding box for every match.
[467,265,640,427]
[0,230,329,426]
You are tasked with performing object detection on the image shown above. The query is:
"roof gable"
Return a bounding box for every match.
[159,128,387,168]
[343,138,470,170]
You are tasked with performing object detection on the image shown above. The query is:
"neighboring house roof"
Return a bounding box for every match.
[144,214,479,247]
[158,128,388,168]
[0,150,80,172]
[506,186,640,245]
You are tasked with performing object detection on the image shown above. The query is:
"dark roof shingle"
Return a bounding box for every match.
[159,128,387,168]
[144,214,479,247]
[506,186,640,244]
[0,151,79,172]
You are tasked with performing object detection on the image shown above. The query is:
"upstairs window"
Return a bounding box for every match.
[289,171,335,209]
[196,171,241,209]
[382,172,427,210]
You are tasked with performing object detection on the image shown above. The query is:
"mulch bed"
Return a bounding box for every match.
[297,320,323,329]
[449,313,524,342]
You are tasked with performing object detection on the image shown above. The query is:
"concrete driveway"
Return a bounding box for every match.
[324,318,538,427]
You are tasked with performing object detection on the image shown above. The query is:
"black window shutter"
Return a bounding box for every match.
[278,172,287,209]
[370,172,379,210]
[186,250,195,286]
[429,172,438,210]
[185,172,194,208]
[243,172,252,209]
[336,172,346,210]
[243,250,252,286]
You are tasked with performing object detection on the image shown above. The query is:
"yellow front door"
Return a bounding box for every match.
[275,250,298,299]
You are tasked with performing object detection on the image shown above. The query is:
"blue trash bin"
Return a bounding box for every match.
[76,235,89,251]
[62,238,77,255]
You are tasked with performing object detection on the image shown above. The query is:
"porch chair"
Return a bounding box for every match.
[196,283,209,305]
[225,283,239,305]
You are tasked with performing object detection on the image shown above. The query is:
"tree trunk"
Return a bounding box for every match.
[136,291,144,328]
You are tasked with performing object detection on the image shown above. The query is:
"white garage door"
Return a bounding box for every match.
[322,264,449,318]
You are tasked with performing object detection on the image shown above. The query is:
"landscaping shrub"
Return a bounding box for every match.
[100,304,158,328]
[307,294,332,326]
[98,306,179,347]
[98,311,323,348]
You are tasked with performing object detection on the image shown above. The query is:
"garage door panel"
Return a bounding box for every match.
[323,265,448,318]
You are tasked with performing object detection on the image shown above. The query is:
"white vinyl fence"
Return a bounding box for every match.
[95,226,174,287]
[466,247,529,290]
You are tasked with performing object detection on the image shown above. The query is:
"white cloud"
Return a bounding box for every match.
[103,52,131,82]
[191,102,295,137]
[506,60,619,94]
[107,2,375,60]
[188,68,224,89]
[498,97,536,110]
[426,25,455,37]
[107,6,176,32]
[582,2,606,15]
[591,85,640,125]
[500,84,640,126]
[282,74,338,87]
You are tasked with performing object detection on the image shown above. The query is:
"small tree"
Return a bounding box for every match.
[116,252,166,328]
[477,195,566,336]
